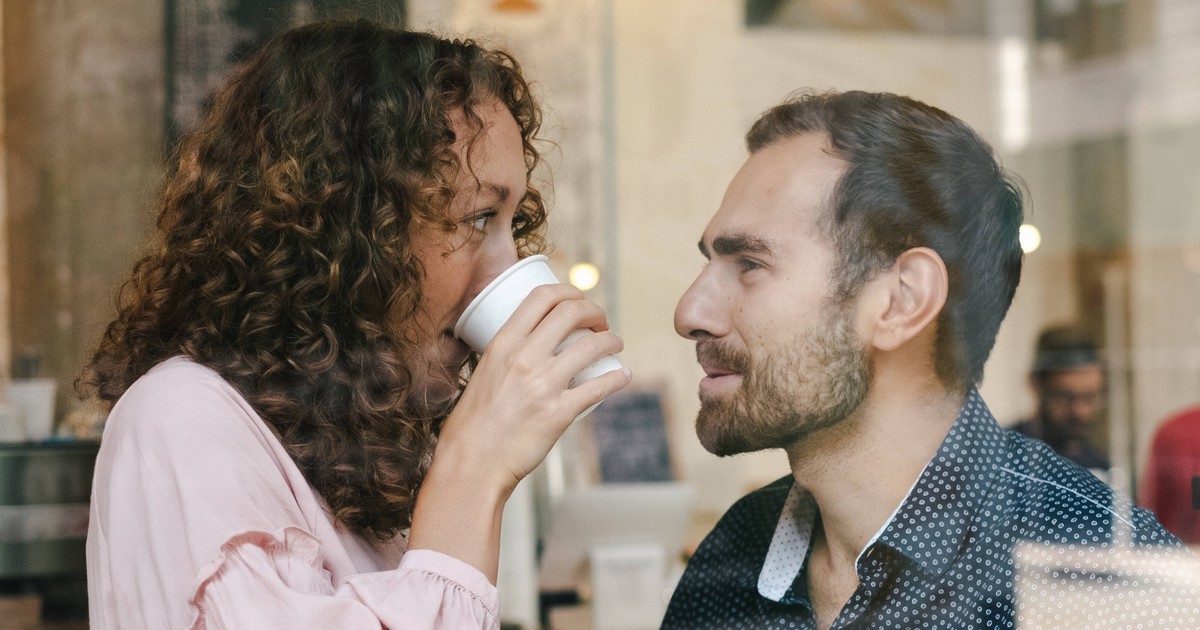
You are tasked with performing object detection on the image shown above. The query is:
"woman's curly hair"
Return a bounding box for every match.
[79,20,547,541]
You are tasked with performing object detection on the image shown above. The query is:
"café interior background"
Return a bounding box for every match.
[3,0,1200,521]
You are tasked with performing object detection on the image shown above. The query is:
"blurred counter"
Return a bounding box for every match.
[0,441,98,624]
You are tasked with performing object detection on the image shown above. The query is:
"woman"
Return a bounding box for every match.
[82,19,630,629]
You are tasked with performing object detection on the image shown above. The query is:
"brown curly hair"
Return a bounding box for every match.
[80,20,547,541]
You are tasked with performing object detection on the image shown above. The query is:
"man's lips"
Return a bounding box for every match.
[701,365,739,378]
[698,368,741,398]
[699,359,741,390]
[695,342,746,395]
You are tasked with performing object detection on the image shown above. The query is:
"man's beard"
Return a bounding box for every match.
[1038,408,1092,444]
[695,300,872,456]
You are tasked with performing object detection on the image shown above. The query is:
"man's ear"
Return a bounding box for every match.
[869,247,948,352]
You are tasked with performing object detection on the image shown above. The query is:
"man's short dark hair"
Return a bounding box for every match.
[746,90,1024,389]
[1031,324,1101,380]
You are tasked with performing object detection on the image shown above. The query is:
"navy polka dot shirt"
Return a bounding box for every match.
[662,390,1200,628]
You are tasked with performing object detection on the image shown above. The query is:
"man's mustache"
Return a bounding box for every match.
[696,340,750,374]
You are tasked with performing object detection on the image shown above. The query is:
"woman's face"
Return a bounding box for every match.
[406,99,529,409]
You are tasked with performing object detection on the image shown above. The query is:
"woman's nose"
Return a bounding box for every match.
[472,240,521,298]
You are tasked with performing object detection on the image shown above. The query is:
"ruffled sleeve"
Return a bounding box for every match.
[187,527,498,630]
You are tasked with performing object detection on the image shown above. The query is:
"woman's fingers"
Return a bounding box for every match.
[493,283,592,340]
[552,329,623,378]
[560,364,633,415]
[485,284,616,384]
[525,298,610,355]
[441,283,631,490]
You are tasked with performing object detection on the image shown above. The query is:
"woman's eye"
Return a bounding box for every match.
[468,212,495,232]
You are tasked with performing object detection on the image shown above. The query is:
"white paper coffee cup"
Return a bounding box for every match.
[454,255,622,391]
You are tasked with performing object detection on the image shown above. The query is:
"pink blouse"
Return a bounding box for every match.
[87,357,500,629]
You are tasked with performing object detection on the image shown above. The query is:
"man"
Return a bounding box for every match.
[1011,324,1110,472]
[663,91,1192,629]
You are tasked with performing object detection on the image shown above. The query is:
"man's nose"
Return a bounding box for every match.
[674,270,725,340]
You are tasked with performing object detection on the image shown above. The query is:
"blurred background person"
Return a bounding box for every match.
[1012,324,1110,476]
[1140,405,1200,545]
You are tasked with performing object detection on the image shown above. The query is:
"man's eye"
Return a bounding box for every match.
[738,257,762,272]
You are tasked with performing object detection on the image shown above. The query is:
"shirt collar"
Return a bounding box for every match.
[756,389,1007,602]
[757,483,816,601]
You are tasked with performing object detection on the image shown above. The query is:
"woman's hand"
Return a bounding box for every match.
[440,282,631,494]
[408,283,631,581]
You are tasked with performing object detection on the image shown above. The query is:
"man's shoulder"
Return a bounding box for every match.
[998,432,1178,547]
[1001,429,1102,485]
[993,433,1198,625]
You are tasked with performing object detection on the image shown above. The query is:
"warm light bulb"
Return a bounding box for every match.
[1019,224,1041,254]
[568,262,600,291]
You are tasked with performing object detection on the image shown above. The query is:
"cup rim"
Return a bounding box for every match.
[453,254,551,340]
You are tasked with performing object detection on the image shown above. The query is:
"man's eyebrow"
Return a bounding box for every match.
[706,233,776,258]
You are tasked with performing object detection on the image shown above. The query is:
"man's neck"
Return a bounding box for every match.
[785,379,966,572]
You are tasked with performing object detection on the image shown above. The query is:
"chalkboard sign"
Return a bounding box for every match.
[588,389,673,483]
[165,0,407,139]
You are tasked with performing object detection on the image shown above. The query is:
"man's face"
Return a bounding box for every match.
[673,132,872,456]
[406,99,527,410]
[1035,366,1105,442]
